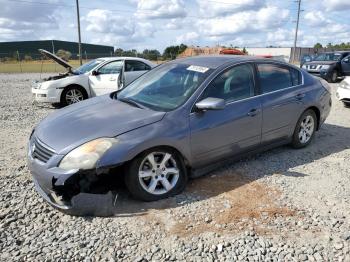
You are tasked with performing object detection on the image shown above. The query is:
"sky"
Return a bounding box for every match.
[0,0,350,52]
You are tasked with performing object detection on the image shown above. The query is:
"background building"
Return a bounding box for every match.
[0,40,114,60]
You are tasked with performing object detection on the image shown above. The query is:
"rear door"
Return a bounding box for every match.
[341,55,350,75]
[257,63,304,143]
[124,60,152,85]
[190,63,262,166]
[88,60,123,96]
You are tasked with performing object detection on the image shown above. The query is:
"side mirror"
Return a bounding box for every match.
[195,97,225,111]
[91,70,99,76]
[343,57,350,63]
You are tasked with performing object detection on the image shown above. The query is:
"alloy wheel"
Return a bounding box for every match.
[65,89,84,104]
[138,152,180,195]
[298,115,315,144]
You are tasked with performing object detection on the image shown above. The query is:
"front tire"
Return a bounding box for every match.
[125,148,187,201]
[60,86,87,106]
[291,109,317,148]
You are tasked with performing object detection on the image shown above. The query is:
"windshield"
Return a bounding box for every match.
[314,53,342,61]
[117,63,213,111]
[73,59,104,74]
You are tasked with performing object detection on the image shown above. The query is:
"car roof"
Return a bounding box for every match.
[99,57,151,62]
[170,55,269,69]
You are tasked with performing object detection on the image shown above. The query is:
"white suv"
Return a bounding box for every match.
[32,49,155,106]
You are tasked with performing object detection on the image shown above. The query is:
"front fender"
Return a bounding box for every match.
[96,112,191,169]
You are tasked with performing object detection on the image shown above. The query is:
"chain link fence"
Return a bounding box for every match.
[0,52,164,73]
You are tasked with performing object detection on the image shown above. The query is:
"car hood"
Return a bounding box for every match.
[35,95,165,154]
[39,49,72,70]
[304,61,336,66]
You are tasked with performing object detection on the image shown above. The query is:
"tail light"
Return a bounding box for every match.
[319,78,331,93]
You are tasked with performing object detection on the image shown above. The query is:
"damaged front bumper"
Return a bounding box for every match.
[27,138,120,214]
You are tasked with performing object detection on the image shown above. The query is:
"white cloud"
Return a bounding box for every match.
[0,0,60,41]
[197,7,289,37]
[84,9,155,45]
[176,32,199,44]
[304,11,329,27]
[323,0,350,11]
[197,0,265,17]
[135,0,186,19]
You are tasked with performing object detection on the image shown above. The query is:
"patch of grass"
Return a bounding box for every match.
[0,60,83,73]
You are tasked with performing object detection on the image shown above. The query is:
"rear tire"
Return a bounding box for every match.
[60,86,87,107]
[291,109,317,149]
[328,70,338,83]
[125,148,187,201]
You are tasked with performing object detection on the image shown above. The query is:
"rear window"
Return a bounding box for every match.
[257,64,301,94]
[290,68,302,86]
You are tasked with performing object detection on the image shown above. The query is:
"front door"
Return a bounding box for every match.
[341,55,350,76]
[190,63,262,167]
[89,60,123,96]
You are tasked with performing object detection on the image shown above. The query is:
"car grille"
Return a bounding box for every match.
[32,137,55,163]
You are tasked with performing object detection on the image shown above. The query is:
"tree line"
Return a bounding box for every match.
[314,42,350,49]
[115,44,187,61]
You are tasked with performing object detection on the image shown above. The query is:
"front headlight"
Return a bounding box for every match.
[302,65,307,69]
[340,81,350,90]
[59,138,118,171]
[321,65,330,70]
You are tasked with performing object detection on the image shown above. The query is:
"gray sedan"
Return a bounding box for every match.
[27,55,332,211]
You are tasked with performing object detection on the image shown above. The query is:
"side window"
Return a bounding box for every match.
[257,64,293,94]
[201,64,255,103]
[290,68,302,86]
[98,61,123,74]
[125,60,151,72]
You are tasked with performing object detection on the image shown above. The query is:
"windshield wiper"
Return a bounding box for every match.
[118,97,146,109]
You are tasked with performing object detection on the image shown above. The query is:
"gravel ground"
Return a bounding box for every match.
[0,73,349,261]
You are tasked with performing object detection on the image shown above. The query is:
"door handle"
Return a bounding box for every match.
[109,77,116,81]
[247,108,259,117]
[295,93,305,100]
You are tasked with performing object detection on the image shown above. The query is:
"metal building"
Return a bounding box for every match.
[0,40,114,59]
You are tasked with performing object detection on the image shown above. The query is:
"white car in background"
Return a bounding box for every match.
[337,77,350,107]
[32,49,155,106]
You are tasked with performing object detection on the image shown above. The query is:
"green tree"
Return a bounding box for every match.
[114,48,124,56]
[162,44,188,60]
[56,49,72,61]
[142,49,161,61]
[242,47,248,54]
[314,43,323,48]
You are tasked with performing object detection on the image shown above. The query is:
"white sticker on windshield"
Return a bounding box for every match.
[187,65,209,73]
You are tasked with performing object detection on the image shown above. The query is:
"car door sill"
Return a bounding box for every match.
[190,138,291,178]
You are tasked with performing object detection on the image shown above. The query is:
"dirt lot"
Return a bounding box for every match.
[0,73,349,261]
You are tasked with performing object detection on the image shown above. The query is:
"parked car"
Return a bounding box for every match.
[300,54,315,67]
[302,51,350,83]
[336,77,350,107]
[28,55,332,212]
[32,49,155,106]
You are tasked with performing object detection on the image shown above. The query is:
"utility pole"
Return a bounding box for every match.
[76,0,82,65]
[292,0,301,64]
